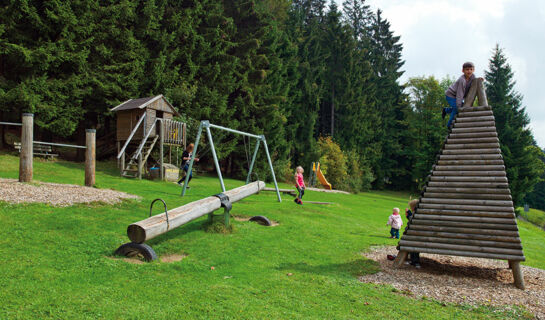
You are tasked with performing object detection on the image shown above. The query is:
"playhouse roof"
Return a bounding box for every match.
[110,95,179,115]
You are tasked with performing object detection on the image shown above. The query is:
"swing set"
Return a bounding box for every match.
[181,120,282,202]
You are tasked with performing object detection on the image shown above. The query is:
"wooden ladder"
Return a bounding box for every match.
[122,135,159,178]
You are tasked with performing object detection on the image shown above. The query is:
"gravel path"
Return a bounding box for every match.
[360,246,545,319]
[0,178,139,206]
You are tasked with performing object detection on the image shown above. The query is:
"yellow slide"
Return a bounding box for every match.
[314,162,332,190]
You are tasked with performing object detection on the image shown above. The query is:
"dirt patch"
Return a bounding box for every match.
[0,178,139,206]
[232,215,279,226]
[107,253,186,264]
[161,254,187,263]
[360,246,545,319]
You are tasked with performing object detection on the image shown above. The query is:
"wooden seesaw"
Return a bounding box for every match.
[115,181,266,261]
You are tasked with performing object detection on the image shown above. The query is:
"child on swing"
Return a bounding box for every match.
[294,166,306,205]
[177,143,199,188]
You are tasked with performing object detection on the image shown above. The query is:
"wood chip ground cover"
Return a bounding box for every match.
[360,246,545,319]
[0,178,139,206]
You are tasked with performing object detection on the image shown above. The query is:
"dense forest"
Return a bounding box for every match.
[1,0,543,206]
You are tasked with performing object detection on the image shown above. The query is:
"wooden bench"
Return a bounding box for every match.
[14,142,59,159]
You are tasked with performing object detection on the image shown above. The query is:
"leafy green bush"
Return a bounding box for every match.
[317,137,374,193]
[339,150,374,193]
[317,137,347,188]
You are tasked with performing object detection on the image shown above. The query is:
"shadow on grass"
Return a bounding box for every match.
[366,234,396,239]
[146,219,208,246]
[277,258,380,278]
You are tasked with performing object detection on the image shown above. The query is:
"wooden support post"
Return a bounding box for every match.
[463,79,478,107]
[120,149,125,175]
[476,78,488,106]
[138,152,142,180]
[19,113,33,182]
[462,78,488,107]
[510,260,525,289]
[183,123,186,150]
[160,120,164,180]
[116,141,120,168]
[85,129,96,187]
[393,250,408,268]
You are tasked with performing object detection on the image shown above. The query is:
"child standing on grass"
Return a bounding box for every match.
[387,208,403,239]
[294,166,305,205]
[405,199,421,268]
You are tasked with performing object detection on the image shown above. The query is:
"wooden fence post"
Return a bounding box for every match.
[85,129,96,187]
[19,113,33,182]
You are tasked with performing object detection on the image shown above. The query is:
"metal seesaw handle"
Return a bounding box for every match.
[150,198,170,230]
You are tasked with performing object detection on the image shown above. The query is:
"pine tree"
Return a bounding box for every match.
[368,9,406,188]
[164,0,239,158]
[485,44,545,206]
[284,0,328,168]
[0,0,94,137]
[342,0,372,45]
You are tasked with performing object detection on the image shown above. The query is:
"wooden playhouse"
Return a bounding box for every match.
[111,95,186,179]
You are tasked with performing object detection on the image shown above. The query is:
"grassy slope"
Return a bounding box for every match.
[0,153,541,319]
[519,207,545,229]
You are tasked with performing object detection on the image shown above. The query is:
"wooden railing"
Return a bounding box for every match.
[163,119,185,146]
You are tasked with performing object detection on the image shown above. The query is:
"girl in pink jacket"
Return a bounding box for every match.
[294,166,305,205]
[387,208,403,239]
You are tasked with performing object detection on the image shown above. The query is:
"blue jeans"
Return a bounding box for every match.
[390,228,399,239]
[444,96,457,128]
[177,164,192,184]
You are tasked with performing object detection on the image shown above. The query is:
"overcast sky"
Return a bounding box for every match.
[335,0,545,148]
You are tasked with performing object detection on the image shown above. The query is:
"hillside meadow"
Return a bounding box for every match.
[0,153,543,319]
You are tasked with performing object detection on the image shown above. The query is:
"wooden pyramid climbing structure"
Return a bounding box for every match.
[393,79,526,289]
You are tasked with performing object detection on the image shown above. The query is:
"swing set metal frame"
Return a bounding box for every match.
[181,120,282,202]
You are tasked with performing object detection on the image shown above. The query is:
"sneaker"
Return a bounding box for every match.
[442,108,446,119]
[414,263,421,269]
[177,181,182,186]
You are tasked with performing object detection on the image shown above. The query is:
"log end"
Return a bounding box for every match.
[127,224,147,243]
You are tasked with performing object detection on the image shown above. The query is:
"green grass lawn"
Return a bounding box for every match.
[0,153,542,319]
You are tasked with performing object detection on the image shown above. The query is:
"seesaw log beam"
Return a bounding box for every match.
[127,181,265,243]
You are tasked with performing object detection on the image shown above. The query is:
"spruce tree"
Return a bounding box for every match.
[342,0,372,44]
[368,9,406,188]
[0,0,93,137]
[284,0,328,168]
[485,44,545,206]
